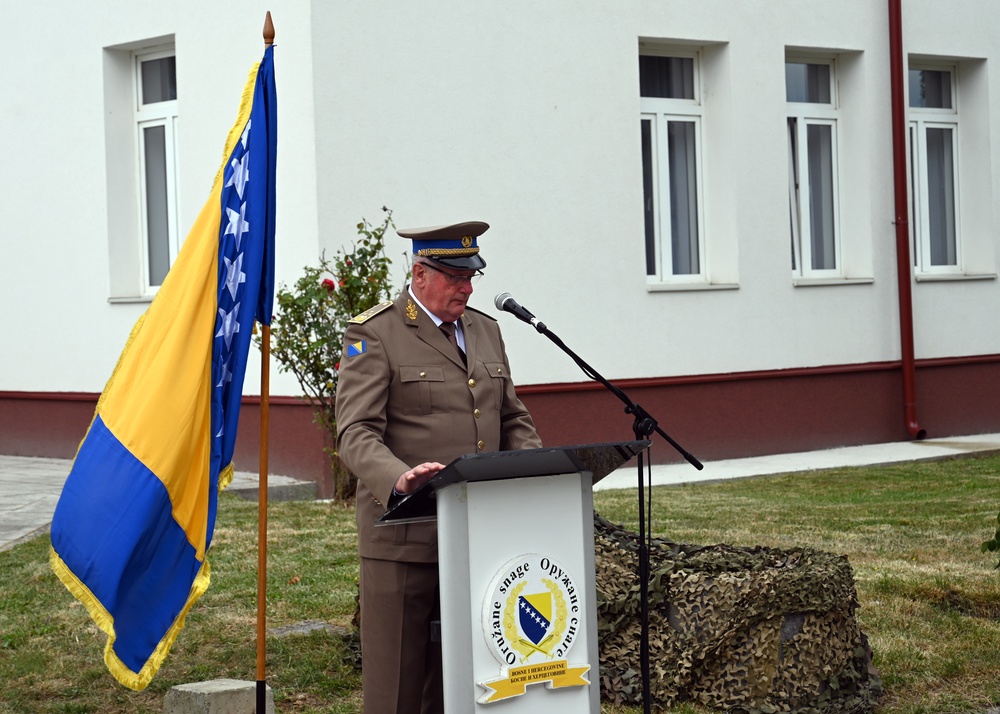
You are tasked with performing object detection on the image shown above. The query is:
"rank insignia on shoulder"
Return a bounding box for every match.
[347,340,367,357]
[349,301,393,324]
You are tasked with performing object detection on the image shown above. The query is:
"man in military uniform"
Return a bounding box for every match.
[335,220,542,713]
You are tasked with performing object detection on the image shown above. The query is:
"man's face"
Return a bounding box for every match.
[411,261,477,323]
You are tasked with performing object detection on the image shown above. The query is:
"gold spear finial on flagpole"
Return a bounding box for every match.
[263,11,275,47]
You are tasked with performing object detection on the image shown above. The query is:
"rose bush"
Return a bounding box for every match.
[261,207,403,499]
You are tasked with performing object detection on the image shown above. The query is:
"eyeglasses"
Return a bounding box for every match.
[419,261,483,286]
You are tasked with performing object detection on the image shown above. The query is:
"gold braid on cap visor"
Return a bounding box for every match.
[417,247,481,257]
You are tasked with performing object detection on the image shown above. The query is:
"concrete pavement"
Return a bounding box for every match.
[3,432,1000,552]
[592,431,1000,490]
[0,455,314,553]
[0,456,73,553]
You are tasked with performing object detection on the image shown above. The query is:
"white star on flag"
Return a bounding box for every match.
[216,360,233,389]
[240,119,251,149]
[225,203,250,250]
[223,253,247,301]
[215,303,241,351]
[226,152,251,200]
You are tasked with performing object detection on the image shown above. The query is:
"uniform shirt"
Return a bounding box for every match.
[335,290,541,563]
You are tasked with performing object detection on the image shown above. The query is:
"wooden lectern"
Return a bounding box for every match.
[378,441,648,713]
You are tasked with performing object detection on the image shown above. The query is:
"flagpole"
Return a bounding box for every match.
[256,14,274,714]
[257,320,270,714]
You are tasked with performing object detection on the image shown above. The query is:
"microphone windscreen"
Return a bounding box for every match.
[494,292,512,310]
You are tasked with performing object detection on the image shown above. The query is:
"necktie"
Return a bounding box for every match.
[440,322,466,365]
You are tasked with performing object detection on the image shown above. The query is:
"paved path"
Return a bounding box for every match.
[0,456,73,552]
[0,456,311,552]
[3,432,999,551]
[592,432,1000,490]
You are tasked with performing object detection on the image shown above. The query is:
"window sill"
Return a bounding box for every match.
[108,295,155,304]
[792,277,874,287]
[915,272,997,282]
[646,281,739,292]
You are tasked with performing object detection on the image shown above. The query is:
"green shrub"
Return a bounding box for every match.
[262,207,402,499]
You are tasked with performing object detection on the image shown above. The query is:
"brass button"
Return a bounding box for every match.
[468,379,476,388]
[496,367,503,375]
[419,371,426,377]
[474,409,481,418]
[477,440,485,451]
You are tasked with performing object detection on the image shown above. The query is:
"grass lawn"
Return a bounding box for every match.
[2,454,1000,713]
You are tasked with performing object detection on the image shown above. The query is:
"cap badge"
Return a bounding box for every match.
[462,235,473,248]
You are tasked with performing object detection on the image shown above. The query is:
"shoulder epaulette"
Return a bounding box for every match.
[349,301,394,324]
[464,305,498,322]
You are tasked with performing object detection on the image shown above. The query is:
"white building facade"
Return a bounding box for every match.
[2,1,998,491]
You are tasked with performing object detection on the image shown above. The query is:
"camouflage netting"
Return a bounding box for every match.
[594,513,883,714]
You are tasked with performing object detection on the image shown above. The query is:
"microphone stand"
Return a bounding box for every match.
[523,315,703,714]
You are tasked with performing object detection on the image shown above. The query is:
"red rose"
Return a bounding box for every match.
[321,278,335,292]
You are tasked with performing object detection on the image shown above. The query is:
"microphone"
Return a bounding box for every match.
[494,292,544,330]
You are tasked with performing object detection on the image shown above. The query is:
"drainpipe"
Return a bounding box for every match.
[888,0,926,439]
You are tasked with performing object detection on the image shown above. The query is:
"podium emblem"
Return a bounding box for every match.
[478,554,590,703]
[517,592,552,650]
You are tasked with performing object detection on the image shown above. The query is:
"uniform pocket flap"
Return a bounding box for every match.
[400,365,445,383]
[484,362,508,379]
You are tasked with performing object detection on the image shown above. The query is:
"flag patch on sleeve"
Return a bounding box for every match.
[347,340,367,357]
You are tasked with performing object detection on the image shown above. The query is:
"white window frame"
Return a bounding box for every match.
[786,58,842,280]
[133,48,179,294]
[908,63,962,276]
[640,50,707,286]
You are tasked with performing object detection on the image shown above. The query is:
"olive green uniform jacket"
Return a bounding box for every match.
[335,290,542,563]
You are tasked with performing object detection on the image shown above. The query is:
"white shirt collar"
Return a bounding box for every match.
[407,284,466,349]
[408,284,443,326]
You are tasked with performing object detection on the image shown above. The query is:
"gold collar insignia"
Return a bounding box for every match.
[406,298,418,321]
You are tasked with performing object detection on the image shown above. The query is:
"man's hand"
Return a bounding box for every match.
[394,462,446,495]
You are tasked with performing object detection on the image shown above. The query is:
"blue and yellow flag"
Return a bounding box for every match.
[49,45,277,691]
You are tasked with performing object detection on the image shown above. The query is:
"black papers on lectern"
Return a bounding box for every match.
[376,440,649,525]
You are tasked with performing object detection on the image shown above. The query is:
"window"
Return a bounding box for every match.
[104,37,182,301]
[908,65,960,274]
[640,52,705,283]
[134,50,179,290]
[786,59,841,278]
